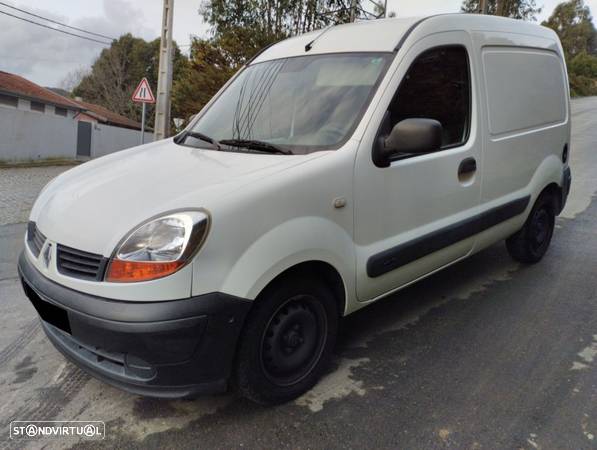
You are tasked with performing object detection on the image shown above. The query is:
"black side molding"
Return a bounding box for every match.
[393,16,434,52]
[367,195,531,278]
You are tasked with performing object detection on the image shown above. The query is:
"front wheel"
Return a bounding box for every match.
[233,275,338,405]
[506,193,556,263]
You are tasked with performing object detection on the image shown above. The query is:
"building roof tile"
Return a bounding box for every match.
[70,99,143,130]
[0,70,81,110]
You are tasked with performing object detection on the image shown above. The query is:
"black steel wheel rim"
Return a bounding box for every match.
[529,207,552,252]
[260,295,328,387]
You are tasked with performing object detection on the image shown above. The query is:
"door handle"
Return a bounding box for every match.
[458,157,477,176]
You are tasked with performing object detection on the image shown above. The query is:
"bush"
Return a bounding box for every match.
[569,73,597,96]
[569,52,597,77]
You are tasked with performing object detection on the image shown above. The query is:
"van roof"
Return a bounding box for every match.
[251,14,559,64]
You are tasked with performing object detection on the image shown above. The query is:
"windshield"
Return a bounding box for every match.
[187,53,392,154]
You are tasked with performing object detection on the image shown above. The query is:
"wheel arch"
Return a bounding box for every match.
[537,181,563,214]
[254,260,347,318]
[526,155,567,217]
[218,215,355,314]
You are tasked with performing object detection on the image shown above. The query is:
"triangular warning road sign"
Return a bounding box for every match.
[132,78,155,103]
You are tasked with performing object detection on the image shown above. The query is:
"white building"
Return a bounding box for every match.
[0,70,152,163]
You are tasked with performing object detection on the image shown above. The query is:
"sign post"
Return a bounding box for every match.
[131,78,156,145]
[141,103,146,144]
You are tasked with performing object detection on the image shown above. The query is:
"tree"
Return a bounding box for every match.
[173,1,368,121]
[72,34,187,127]
[569,51,597,76]
[200,0,364,66]
[202,0,362,37]
[567,51,597,95]
[542,0,597,96]
[461,0,541,20]
[59,67,88,93]
[172,38,236,121]
[542,0,597,58]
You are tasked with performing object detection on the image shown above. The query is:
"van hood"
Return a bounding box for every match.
[31,139,325,256]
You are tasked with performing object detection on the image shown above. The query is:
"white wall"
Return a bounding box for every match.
[0,104,77,162]
[91,123,153,158]
[17,99,77,119]
[0,100,153,162]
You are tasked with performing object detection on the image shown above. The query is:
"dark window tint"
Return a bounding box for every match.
[0,93,18,107]
[388,46,470,148]
[30,101,45,113]
[55,106,67,117]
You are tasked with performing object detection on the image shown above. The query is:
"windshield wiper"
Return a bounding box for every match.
[175,130,221,150]
[219,139,292,155]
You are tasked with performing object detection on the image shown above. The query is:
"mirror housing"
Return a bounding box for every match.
[373,118,443,167]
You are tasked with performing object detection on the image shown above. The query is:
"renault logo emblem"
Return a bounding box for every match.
[42,243,52,268]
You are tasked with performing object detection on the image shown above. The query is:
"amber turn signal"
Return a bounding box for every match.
[106,259,184,283]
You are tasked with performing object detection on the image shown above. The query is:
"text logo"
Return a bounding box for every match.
[10,421,105,440]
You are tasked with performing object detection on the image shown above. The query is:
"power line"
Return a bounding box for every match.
[0,1,115,40]
[0,10,111,45]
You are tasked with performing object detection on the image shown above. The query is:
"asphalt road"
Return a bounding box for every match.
[1,99,596,449]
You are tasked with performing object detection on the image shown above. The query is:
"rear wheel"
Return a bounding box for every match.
[506,193,556,263]
[233,275,338,405]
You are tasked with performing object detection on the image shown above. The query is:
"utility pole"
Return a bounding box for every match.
[350,0,358,22]
[154,0,174,140]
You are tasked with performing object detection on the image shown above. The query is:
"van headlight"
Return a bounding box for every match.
[106,210,209,282]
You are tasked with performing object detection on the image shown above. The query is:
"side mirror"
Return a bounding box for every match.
[373,118,443,167]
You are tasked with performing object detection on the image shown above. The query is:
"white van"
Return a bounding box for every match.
[19,14,571,404]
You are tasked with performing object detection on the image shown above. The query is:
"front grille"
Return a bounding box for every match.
[56,244,107,281]
[27,222,46,257]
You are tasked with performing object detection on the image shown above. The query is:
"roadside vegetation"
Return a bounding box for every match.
[543,0,597,96]
[63,0,597,130]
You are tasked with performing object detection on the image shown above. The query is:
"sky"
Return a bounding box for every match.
[0,0,596,87]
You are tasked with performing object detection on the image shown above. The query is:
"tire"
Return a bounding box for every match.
[233,274,338,405]
[506,192,556,263]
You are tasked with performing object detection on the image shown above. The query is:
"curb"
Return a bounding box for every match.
[0,160,81,169]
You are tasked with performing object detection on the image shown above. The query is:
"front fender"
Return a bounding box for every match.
[220,216,355,305]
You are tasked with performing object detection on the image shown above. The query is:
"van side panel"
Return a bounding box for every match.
[483,48,567,136]
[477,37,569,206]
[480,34,570,203]
[471,153,564,255]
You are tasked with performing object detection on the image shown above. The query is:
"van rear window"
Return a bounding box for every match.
[482,48,567,136]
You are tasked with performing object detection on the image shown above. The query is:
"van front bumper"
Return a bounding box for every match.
[18,251,252,399]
